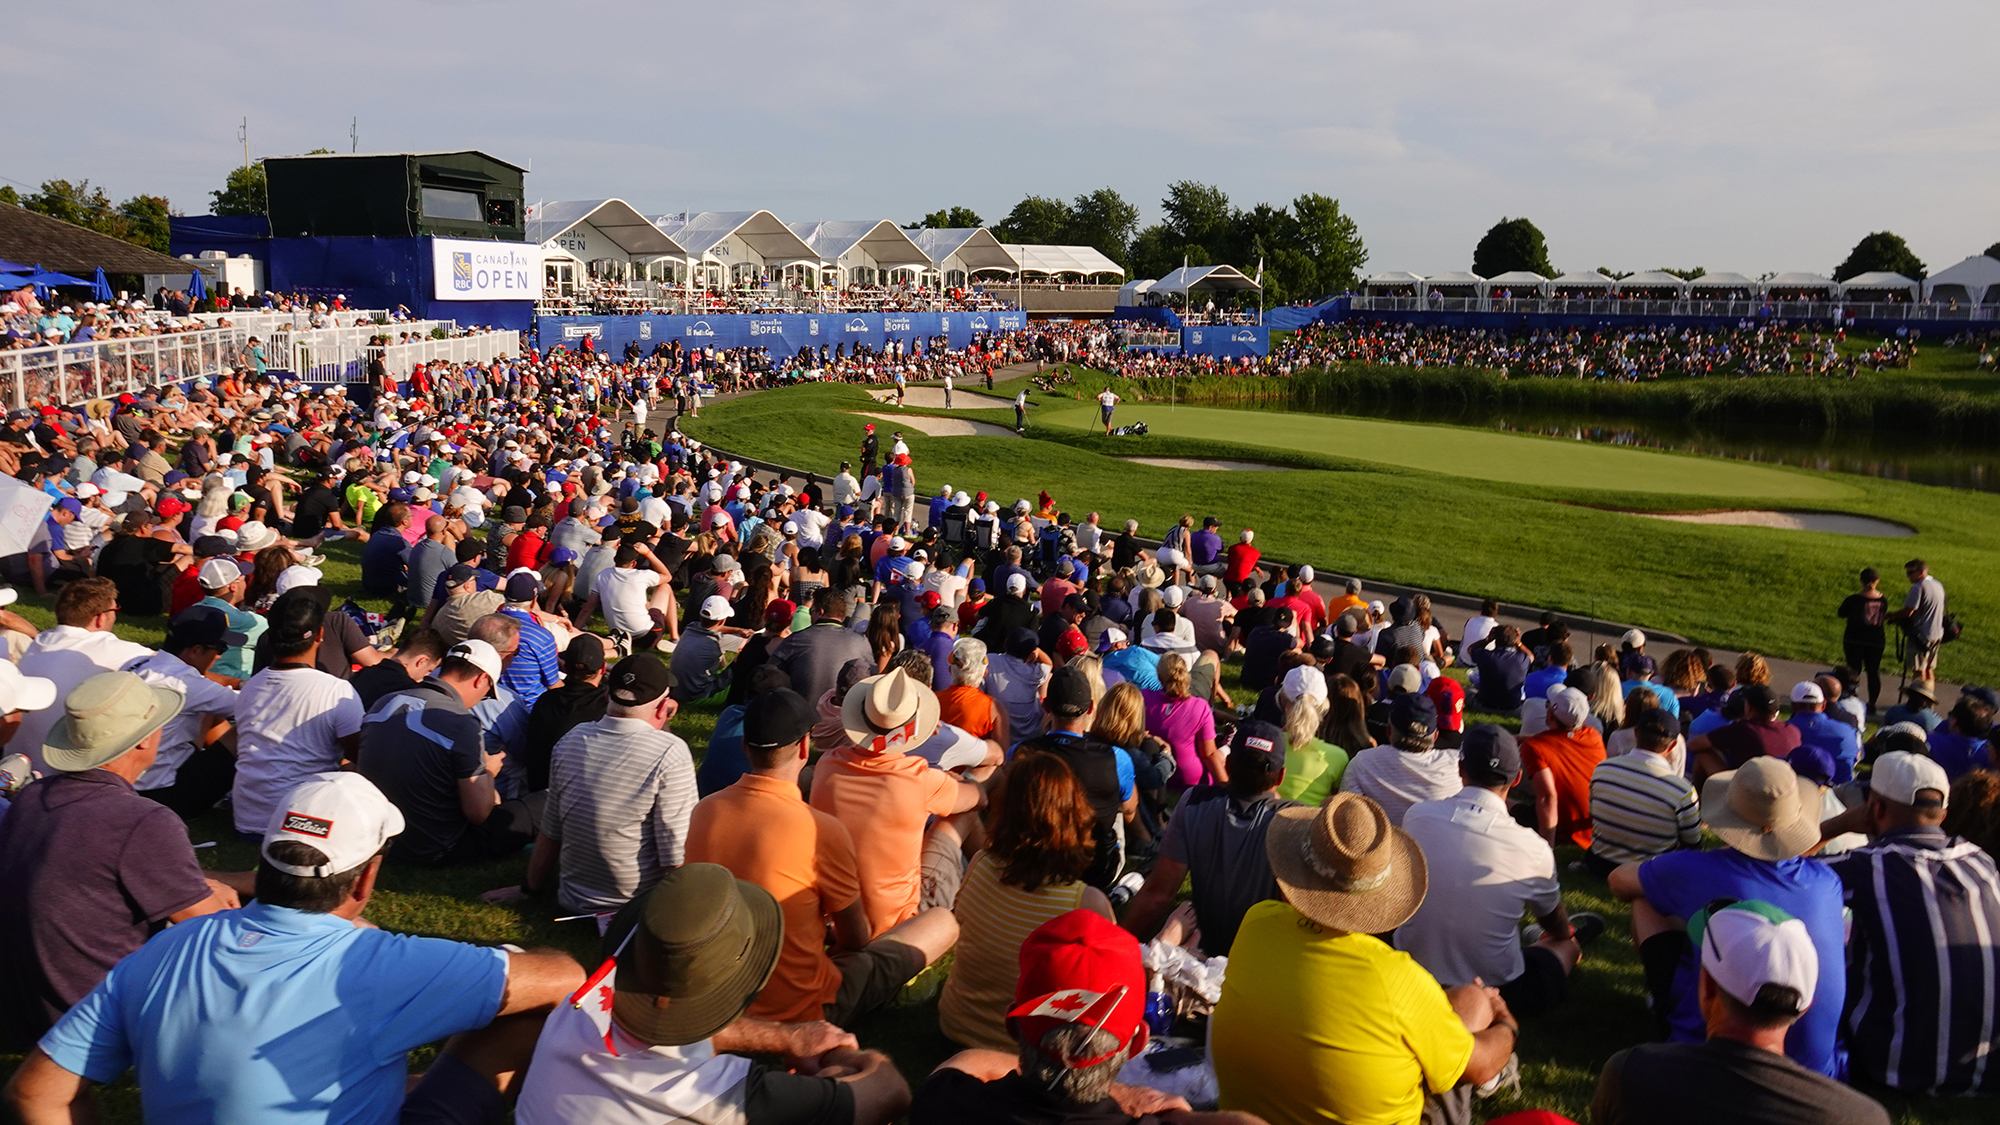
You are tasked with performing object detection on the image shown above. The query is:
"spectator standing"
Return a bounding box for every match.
[1888,557,1946,688]
[1836,567,1888,709]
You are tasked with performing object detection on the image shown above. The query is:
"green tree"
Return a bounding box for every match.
[211,163,268,217]
[1128,223,1183,281]
[1068,187,1139,268]
[1987,242,2000,261]
[1472,217,1553,278]
[908,206,984,230]
[25,179,116,229]
[1289,193,1368,296]
[0,185,17,207]
[1658,266,1706,280]
[117,195,172,254]
[1160,181,1233,259]
[991,196,1073,245]
[1833,231,1926,281]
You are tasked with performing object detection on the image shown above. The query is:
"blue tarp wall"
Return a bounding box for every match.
[1263,295,1343,330]
[268,237,533,330]
[169,214,272,261]
[532,310,1029,356]
[1181,324,1269,357]
[1109,305,1183,329]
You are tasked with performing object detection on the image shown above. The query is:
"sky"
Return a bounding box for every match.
[7,1,1996,277]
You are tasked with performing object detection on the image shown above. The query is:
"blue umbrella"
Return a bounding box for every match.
[91,268,112,301]
[0,273,29,289]
[19,270,91,288]
[0,258,26,274]
[186,266,207,303]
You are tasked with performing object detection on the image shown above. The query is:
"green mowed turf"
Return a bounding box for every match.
[1033,401,1857,500]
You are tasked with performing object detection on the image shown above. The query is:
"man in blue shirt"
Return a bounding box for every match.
[1523,638,1573,703]
[357,502,412,598]
[1786,681,1862,784]
[497,572,561,710]
[4,771,583,1125]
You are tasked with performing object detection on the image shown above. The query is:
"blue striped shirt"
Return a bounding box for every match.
[497,607,560,709]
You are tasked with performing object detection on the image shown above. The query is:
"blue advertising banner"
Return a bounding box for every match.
[535,310,1028,357]
[1181,324,1269,357]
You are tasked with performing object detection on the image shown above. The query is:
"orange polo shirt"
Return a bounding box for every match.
[685,773,861,1023]
[1520,726,1607,849]
[809,747,959,936]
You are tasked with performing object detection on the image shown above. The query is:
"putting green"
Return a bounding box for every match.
[1035,402,1858,500]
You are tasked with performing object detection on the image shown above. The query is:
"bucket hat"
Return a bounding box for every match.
[1700,757,1822,861]
[42,671,185,773]
[602,864,782,1046]
[1264,792,1427,934]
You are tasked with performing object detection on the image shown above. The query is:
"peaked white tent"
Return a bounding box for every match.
[1147,265,1261,295]
[527,199,688,292]
[653,210,819,287]
[1001,244,1126,278]
[787,220,931,286]
[1422,271,1485,295]
[1617,271,1691,296]
[1839,271,1921,300]
[911,228,1018,287]
[1685,271,1761,295]
[1766,271,1839,297]
[1549,270,1615,293]
[1362,271,1426,294]
[1118,279,1156,305]
[1484,271,1549,295]
[1924,255,2000,305]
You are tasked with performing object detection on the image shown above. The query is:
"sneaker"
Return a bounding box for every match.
[1570,911,1607,947]
[1107,871,1146,907]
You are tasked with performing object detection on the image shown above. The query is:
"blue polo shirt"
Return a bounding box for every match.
[40,902,507,1125]
[1791,710,1863,784]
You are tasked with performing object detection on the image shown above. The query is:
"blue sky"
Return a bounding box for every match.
[8,1,1995,275]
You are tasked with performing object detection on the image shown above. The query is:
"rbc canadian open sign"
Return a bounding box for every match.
[431,238,544,301]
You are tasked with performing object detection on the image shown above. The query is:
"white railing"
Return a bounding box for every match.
[283,322,459,383]
[1345,296,1999,321]
[0,327,256,409]
[185,308,398,334]
[374,332,521,376]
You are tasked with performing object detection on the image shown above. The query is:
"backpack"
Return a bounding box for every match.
[1941,612,1964,644]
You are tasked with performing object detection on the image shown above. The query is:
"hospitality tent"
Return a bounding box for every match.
[1147,265,1261,295]
[1118,279,1156,305]
[1617,271,1690,297]
[788,220,931,287]
[1484,271,1549,296]
[1548,270,1615,296]
[1838,271,1921,301]
[911,228,1018,289]
[1001,244,1126,279]
[653,210,819,288]
[1685,272,1761,297]
[528,199,688,291]
[1766,271,1839,298]
[1924,255,2000,306]
[1362,271,1426,295]
[1422,271,1484,296]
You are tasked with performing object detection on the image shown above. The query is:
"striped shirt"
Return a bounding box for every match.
[1827,827,2000,1096]
[497,607,561,709]
[543,715,698,916]
[1587,751,1701,864]
[937,853,1089,1050]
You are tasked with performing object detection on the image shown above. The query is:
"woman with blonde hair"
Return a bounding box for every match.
[1144,651,1222,796]
[1735,651,1771,687]
[1582,661,1626,738]
[1276,667,1347,806]
[938,752,1111,1050]
[190,474,232,541]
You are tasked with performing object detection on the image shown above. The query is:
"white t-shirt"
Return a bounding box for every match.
[1396,787,1561,988]
[126,650,240,790]
[1338,745,1463,827]
[1461,614,1499,652]
[638,496,672,528]
[231,665,364,833]
[14,626,157,773]
[1097,390,1119,409]
[596,568,662,635]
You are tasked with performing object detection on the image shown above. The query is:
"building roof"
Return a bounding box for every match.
[270,149,529,172]
[910,227,1019,272]
[1001,244,1126,277]
[527,199,686,258]
[0,203,190,276]
[652,211,817,263]
[786,220,931,267]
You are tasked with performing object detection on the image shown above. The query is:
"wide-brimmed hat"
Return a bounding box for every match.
[1701,757,1822,861]
[603,863,782,1047]
[234,521,281,553]
[1265,793,1427,934]
[42,671,185,773]
[839,667,940,756]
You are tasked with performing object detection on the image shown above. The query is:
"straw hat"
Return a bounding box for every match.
[1700,757,1822,862]
[1265,793,1427,934]
[234,521,281,553]
[838,667,940,756]
[42,671,185,773]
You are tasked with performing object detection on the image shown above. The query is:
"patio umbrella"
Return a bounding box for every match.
[19,270,91,288]
[91,268,112,301]
[0,258,27,274]
[186,266,207,303]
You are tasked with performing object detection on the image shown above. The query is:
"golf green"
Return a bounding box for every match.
[1035,402,1858,500]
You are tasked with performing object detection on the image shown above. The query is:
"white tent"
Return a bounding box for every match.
[1001,244,1126,278]
[528,199,688,260]
[1362,271,1426,294]
[1766,271,1839,296]
[1685,271,1761,294]
[1484,271,1549,295]
[1617,271,1691,296]
[1839,271,1921,300]
[1422,271,1484,294]
[910,228,1018,287]
[1146,265,1261,294]
[1549,270,1615,292]
[653,210,819,286]
[1924,255,2000,305]
[1118,279,1156,305]
[787,220,931,285]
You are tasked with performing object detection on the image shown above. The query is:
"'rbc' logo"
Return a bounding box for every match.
[451,252,473,292]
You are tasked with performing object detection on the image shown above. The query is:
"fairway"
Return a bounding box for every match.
[1035,401,1859,500]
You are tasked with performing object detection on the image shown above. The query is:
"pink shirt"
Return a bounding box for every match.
[1143,689,1217,784]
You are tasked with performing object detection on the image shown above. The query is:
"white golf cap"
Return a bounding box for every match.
[1790,680,1825,704]
[262,772,405,877]
[198,557,244,590]
[904,562,925,582]
[1005,572,1028,595]
[701,595,733,620]
[711,512,730,527]
[1282,664,1328,703]
[1697,901,1818,1013]
[1297,564,1314,582]
[1871,750,1950,809]
[1547,685,1591,728]
[446,639,506,684]
[0,659,58,714]
[274,565,321,593]
[0,588,14,608]
[1621,628,1646,649]
[889,536,908,551]
[74,482,100,498]
[1161,585,1185,608]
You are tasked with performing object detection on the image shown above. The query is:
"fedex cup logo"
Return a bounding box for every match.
[844,318,869,333]
[1231,329,1257,343]
[884,316,911,332]
[686,320,717,337]
[640,321,652,340]
[970,315,989,330]
[451,252,474,292]
[750,320,783,336]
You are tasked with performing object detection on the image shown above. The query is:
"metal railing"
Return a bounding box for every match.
[0,327,256,408]
[284,322,459,383]
[1345,295,1999,321]
[374,332,521,376]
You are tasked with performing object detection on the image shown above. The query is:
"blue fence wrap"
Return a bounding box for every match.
[1110,305,1184,330]
[532,310,1028,356]
[1181,324,1269,357]
[266,237,534,330]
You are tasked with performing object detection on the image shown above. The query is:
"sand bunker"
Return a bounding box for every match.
[867,387,1014,410]
[1629,510,1914,537]
[1116,456,1294,472]
[855,411,1020,438]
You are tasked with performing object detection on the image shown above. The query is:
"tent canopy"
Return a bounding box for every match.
[1549,270,1615,288]
[1618,271,1690,291]
[653,210,818,264]
[1001,244,1125,277]
[1766,271,1836,290]
[528,199,687,259]
[1840,271,1920,294]
[1685,271,1759,290]
[1924,255,2000,304]
[1364,271,1427,285]
[1118,279,1156,304]
[787,220,931,268]
[1423,271,1484,289]
[911,228,1018,273]
[1147,265,1260,294]
[1484,271,1548,289]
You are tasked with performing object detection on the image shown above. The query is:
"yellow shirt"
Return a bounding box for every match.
[937,852,1088,1050]
[1212,900,1473,1125]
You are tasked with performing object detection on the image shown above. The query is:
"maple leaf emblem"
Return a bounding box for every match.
[597,985,615,1012]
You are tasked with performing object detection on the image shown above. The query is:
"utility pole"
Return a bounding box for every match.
[238,118,249,168]
[350,117,358,153]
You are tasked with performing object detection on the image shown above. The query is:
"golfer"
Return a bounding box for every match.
[1014,390,1028,432]
[1097,387,1121,435]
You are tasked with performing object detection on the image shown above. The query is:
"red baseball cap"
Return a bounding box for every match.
[919,591,942,611]
[1426,674,1467,732]
[1006,910,1147,1066]
[765,598,797,624]
[156,495,190,519]
[1055,626,1088,660]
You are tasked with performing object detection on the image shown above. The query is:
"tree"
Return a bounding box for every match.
[991,196,1073,245]
[1128,223,1182,281]
[1658,266,1706,280]
[1160,181,1234,259]
[1068,187,1139,269]
[0,186,16,207]
[1833,231,1925,281]
[909,206,983,230]
[1472,217,1554,278]
[24,179,115,229]
[118,195,172,254]
[1289,193,1368,296]
[1595,268,1634,280]
[211,163,267,217]
[1987,242,2000,261]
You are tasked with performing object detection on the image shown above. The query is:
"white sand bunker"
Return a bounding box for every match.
[867,387,1013,410]
[1631,510,1914,537]
[855,411,1020,439]
[1117,456,1294,472]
